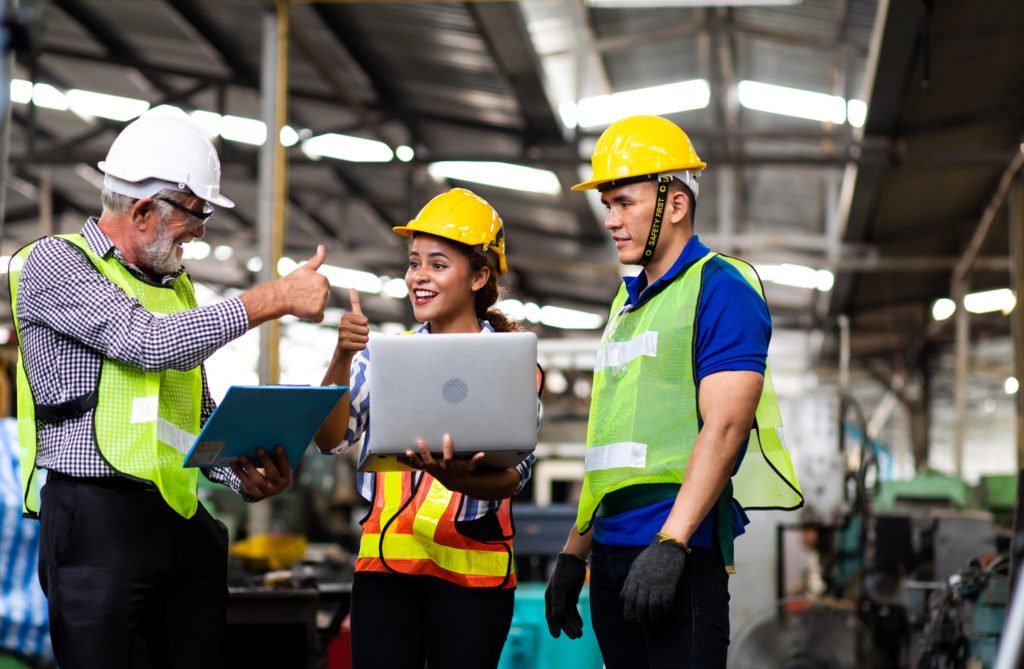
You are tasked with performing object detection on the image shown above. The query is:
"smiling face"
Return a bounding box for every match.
[405,234,490,333]
[137,194,208,276]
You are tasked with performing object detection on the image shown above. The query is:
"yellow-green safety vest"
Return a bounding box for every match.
[10,234,203,519]
[577,251,803,548]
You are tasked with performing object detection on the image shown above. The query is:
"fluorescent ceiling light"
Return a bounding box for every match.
[587,0,799,6]
[31,83,68,111]
[10,80,32,104]
[539,305,605,330]
[1006,377,1020,395]
[246,257,264,273]
[182,241,211,261]
[738,80,846,125]
[220,115,267,146]
[396,145,415,162]
[931,298,956,321]
[756,263,833,292]
[213,245,234,261]
[428,161,561,195]
[964,288,1016,315]
[67,89,150,122]
[280,126,300,147]
[560,79,710,129]
[496,299,604,329]
[846,99,867,128]
[301,133,394,163]
[382,278,409,299]
[320,264,383,294]
[930,288,1016,321]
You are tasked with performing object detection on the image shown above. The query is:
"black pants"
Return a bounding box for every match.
[589,541,730,669]
[37,475,228,669]
[350,572,514,669]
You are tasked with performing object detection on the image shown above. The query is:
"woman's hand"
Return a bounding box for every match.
[337,288,369,354]
[398,433,485,492]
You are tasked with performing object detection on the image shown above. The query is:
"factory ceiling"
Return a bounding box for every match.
[3,0,1022,385]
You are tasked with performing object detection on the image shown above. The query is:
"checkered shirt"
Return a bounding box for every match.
[13,218,249,493]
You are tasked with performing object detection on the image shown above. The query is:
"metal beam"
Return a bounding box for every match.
[830,0,928,317]
[468,2,563,143]
[165,0,261,87]
[51,0,176,97]
[951,147,1024,289]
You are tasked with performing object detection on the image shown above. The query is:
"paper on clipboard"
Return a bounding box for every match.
[183,385,347,469]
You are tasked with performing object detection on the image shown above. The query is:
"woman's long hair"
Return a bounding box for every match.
[455,242,521,333]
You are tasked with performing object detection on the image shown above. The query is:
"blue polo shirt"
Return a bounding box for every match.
[591,235,771,548]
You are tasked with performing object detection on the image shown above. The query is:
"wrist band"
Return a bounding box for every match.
[656,532,692,553]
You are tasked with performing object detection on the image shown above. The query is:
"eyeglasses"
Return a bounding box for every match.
[155,196,214,222]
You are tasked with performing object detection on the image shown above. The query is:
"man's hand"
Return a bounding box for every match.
[240,245,330,327]
[398,434,484,492]
[545,553,587,639]
[278,245,330,322]
[620,538,689,625]
[231,446,293,501]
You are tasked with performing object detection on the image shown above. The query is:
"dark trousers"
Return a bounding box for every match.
[350,572,514,669]
[37,475,228,669]
[589,541,730,669]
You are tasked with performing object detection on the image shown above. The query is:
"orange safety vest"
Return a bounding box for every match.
[356,471,517,589]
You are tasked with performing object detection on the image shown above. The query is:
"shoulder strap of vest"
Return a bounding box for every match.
[713,253,766,300]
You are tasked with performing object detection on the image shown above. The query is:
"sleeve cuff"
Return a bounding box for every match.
[204,465,250,499]
[217,298,250,340]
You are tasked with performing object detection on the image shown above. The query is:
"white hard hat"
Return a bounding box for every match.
[98,115,235,208]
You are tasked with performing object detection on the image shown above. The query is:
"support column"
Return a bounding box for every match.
[257,0,289,387]
[0,0,18,241]
[252,0,289,537]
[952,279,970,478]
[1009,181,1024,580]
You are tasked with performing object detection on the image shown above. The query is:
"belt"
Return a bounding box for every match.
[47,470,158,493]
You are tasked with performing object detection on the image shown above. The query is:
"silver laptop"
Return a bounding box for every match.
[360,332,538,472]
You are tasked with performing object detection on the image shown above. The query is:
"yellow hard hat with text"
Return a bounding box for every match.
[393,188,507,275]
[572,115,706,192]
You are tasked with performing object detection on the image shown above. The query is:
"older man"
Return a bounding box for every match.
[9,113,329,669]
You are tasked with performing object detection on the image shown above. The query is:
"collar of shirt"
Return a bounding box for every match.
[621,234,711,308]
[82,217,186,286]
[413,320,496,334]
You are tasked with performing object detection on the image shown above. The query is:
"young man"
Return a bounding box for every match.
[544,115,802,668]
[10,113,330,669]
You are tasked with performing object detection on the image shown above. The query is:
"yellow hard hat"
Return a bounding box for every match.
[572,115,706,192]
[393,188,507,275]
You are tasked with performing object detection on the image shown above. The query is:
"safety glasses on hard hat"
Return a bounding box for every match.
[156,196,214,222]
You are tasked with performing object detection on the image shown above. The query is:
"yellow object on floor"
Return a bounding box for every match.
[230,534,308,571]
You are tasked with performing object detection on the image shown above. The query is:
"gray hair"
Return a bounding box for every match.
[100,186,184,221]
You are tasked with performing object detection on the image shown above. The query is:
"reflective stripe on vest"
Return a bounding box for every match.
[10,234,203,519]
[357,471,516,589]
[576,251,803,537]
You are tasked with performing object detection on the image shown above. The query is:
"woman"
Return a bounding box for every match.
[314,188,537,669]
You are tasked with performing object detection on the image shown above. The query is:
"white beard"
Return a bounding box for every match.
[141,216,187,276]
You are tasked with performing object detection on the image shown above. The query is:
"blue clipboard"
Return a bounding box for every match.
[183,385,348,469]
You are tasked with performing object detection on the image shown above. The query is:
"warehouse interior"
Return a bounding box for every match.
[0,0,1022,667]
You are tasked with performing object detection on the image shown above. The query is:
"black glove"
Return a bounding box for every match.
[620,536,690,625]
[545,553,588,639]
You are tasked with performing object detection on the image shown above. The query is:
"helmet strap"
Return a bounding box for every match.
[640,176,673,267]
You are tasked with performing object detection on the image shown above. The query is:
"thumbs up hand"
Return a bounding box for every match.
[337,288,370,355]
[279,244,330,322]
